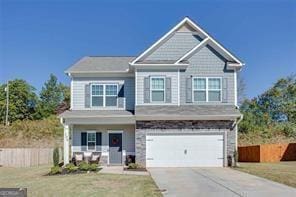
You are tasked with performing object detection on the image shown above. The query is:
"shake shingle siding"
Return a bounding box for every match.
[180,45,235,105]
[136,69,178,105]
[145,32,202,61]
[72,77,135,110]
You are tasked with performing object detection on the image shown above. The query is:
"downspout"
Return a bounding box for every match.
[234,114,243,167]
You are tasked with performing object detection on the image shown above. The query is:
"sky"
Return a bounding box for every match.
[0,0,295,99]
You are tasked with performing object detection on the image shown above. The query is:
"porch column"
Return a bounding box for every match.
[63,124,70,165]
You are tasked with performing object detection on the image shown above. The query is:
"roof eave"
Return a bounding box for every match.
[64,70,131,74]
[135,114,241,121]
[130,63,189,69]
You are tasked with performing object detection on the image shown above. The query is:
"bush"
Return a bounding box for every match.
[125,155,135,165]
[53,147,59,166]
[282,123,296,137]
[50,166,62,175]
[89,164,99,171]
[78,161,90,171]
[64,163,78,173]
[127,163,141,169]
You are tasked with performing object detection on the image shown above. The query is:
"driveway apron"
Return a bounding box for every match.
[148,168,296,197]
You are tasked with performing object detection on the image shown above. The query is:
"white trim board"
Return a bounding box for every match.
[175,37,209,64]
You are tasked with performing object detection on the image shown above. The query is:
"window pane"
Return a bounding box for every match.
[106,85,117,96]
[88,142,95,150]
[88,133,96,141]
[208,78,221,89]
[152,78,164,89]
[92,85,103,96]
[92,96,103,106]
[194,78,206,90]
[208,91,221,101]
[106,96,117,106]
[152,90,164,101]
[194,90,206,101]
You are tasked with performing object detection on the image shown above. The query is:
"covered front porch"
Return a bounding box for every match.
[59,110,135,166]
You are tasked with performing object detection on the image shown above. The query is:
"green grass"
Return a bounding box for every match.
[235,162,296,188]
[0,165,162,197]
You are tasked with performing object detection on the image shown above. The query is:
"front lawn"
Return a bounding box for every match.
[0,165,161,197]
[235,162,296,188]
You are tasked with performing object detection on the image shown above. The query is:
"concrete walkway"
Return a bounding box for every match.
[99,166,149,176]
[149,168,296,197]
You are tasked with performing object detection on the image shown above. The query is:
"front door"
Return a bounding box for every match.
[109,133,122,165]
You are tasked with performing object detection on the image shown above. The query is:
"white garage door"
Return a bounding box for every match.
[146,134,224,167]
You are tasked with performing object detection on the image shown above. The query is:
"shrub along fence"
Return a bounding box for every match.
[0,148,62,167]
[238,143,296,162]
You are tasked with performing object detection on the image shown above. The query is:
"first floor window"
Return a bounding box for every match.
[91,84,118,107]
[193,77,222,102]
[87,132,96,151]
[151,77,165,102]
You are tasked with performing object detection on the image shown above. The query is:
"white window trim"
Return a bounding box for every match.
[150,76,166,103]
[192,77,222,102]
[87,131,96,151]
[90,83,118,108]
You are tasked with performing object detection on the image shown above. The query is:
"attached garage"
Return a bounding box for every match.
[146,133,225,167]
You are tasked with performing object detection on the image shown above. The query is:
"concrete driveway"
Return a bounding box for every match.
[149,168,296,197]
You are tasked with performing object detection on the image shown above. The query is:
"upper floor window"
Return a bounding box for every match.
[193,78,221,102]
[193,78,206,101]
[105,85,118,106]
[151,77,165,102]
[91,84,103,106]
[208,78,221,102]
[91,84,118,107]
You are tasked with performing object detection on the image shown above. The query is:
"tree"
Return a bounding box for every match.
[239,74,296,134]
[55,84,70,114]
[36,74,64,118]
[0,79,38,124]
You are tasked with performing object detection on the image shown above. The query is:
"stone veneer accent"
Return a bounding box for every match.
[135,120,236,167]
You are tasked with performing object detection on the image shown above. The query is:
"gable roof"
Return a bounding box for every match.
[131,17,244,67]
[65,56,135,74]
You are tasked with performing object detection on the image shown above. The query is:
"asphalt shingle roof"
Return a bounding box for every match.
[59,110,134,118]
[65,56,135,73]
[135,105,241,120]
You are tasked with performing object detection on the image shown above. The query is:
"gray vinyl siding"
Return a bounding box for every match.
[72,77,135,110]
[144,32,202,61]
[136,69,178,105]
[72,125,135,155]
[180,45,235,105]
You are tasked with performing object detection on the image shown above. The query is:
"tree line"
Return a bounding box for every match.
[0,74,70,124]
[239,74,296,137]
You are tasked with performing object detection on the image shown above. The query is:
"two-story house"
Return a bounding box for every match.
[60,17,244,167]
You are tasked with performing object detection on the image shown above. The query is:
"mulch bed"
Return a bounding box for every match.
[123,167,147,172]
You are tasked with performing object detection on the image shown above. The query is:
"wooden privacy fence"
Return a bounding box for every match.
[238,143,296,162]
[0,148,61,167]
